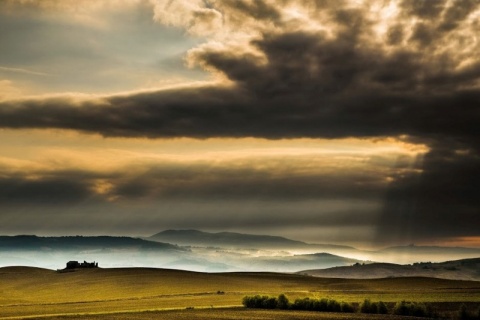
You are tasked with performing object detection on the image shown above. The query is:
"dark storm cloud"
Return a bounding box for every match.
[0,168,114,205]
[400,0,446,19]
[0,53,478,141]
[0,0,479,242]
[0,175,93,204]
[0,158,385,236]
[0,157,389,204]
[109,163,386,201]
[219,0,282,25]
[0,1,478,141]
[400,0,480,47]
[378,141,480,243]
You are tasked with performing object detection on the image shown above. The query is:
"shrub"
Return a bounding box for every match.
[459,304,469,320]
[340,302,355,313]
[393,300,433,318]
[243,294,435,318]
[377,301,388,314]
[311,299,322,311]
[242,295,255,308]
[393,300,410,316]
[292,297,313,310]
[290,297,343,312]
[277,294,289,309]
[327,299,341,312]
[242,295,278,309]
[263,297,277,309]
[360,299,378,314]
[243,295,264,308]
[426,304,439,319]
[317,298,328,311]
[411,303,428,317]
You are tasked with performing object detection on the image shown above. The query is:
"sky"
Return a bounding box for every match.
[0,0,479,248]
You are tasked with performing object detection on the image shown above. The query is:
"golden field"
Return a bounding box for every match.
[17,308,445,320]
[1,266,479,319]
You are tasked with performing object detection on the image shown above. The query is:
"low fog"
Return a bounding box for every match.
[2,232,480,272]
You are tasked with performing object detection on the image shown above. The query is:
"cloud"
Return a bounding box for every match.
[108,162,388,201]
[0,0,478,243]
[0,0,477,142]
[0,80,22,101]
[0,0,206,95]
[378,140,480,243]
[0,148,402,203]
[0,175,94,205]
[0,66,52,77]
[0,152,387,239]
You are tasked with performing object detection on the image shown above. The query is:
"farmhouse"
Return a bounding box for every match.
[66,260,98,269]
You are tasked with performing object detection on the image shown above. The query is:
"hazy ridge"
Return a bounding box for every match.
[1,230,480,274]
[149,229,354,251]
[299,257,480,281]
[0,235,185,251]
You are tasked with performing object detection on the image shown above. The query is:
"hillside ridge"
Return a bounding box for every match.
[299,257,480,281]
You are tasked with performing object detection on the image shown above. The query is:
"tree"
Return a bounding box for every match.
[459,304,469,320]
[360,299,378,314]
[393,300,409,316]
[277,294,289,309]
[377,301,388,314]
[340,302,355,313]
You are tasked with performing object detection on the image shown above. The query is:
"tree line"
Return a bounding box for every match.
[242,294,480,319]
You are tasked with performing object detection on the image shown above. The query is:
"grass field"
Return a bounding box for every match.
[1,266,479,319]
[13,308,442,320]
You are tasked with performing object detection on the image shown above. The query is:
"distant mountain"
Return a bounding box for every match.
[298,257,480,281]
[149,229,306,248]
[246,252,364,272]
[370,245,480,264]
[149,229,356,252]
[0,235,185,252]
[380,245,480,256]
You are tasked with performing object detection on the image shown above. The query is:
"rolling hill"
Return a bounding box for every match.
[229,252,364,272]
[380,245,480,255]
[149,229,356,252]
[357,244,480,265]
[1,266,480,319]
[0,235,188,270]
[299,257,480,281]
[149,229,308,248]
[0,235,185,251]
[149,230,480,265]
[3,233,480,273]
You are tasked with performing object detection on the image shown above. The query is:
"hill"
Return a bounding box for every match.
[149,231,480,265]
[376,245,480,262]
[3,233,480,273]
[149,229,355,252]
[149,229,307,248]
[244,252,364,272]
[381,245,480,255]
[1,266,480,319]
[0,235,360,272]
[0,235,184,251]
[0,235,188,270]
[299,257,480,281]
